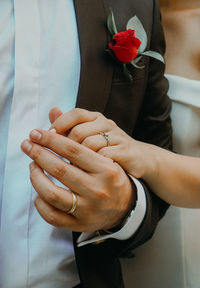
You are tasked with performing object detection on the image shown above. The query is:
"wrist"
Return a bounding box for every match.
[127,140,155,179]
[142,144,161,183]
[105,175,137,232]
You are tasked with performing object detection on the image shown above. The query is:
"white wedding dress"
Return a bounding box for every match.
[122,74,200,288]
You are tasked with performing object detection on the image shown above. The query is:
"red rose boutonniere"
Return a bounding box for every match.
[107,10,164,81]
[109,29,141,63]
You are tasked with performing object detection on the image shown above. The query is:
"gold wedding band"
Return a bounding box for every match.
[99,132,110,146]
[67,192,77,215]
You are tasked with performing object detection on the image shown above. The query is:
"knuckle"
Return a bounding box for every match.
[82,137,94,148]
[98,148,106,156]
[91,185,109,201]
[66,142,81,157]
[96,189,109,201]
[46,187,59,204]
[95,111,102,118]
[72,108,86,118]
[105,165,119,181]
[98,147,108,158]
[46,211,57,226]
[107,119,116,128]
[53,163,67,178]
[70,126,82,141]
[45,131,53,144]
[31,146,42,161]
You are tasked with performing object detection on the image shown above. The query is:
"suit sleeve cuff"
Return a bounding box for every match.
[77,176,147,247]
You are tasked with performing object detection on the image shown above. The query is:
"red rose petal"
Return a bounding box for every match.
[109,43,138,63]
[131,37,141,49]
[109,29,141,63]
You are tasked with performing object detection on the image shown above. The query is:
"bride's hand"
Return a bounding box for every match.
[49,107,156,180]
[49,107,200,209]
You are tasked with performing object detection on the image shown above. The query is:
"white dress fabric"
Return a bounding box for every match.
[122,74,200,288]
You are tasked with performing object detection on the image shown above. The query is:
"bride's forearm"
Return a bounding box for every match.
[142,146,200,208]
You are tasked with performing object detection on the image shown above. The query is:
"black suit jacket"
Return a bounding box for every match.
[72,0,172,287]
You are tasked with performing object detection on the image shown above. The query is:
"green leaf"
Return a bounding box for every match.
[141,50,165,63]
[130,60,145,69]
[133,56,142,64]
[123,64,133,82]
[126,16,147,54]
[107,9,118,36]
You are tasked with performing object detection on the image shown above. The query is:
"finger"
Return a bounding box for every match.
[49,107,63,124]
[49,108,100,134]
[30,161,81,214]
[21,140,93,195]
[98,146,139,177]
[27,130,113,173]
[82,133,117,152]
[34,196,80,230]
[81,134,108,151]
[97,145,134,176]
[98,146,120,161]
[67,115,115,143]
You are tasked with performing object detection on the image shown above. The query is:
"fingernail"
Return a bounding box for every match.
[30,130,42,141]
[49,128,56,133]
[22,140,32,153]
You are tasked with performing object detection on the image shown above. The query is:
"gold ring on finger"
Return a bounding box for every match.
[67,191,77,215]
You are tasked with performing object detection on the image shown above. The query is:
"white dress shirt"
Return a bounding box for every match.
[0,1,146,287]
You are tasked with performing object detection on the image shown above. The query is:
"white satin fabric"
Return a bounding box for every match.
[122,74,200,288]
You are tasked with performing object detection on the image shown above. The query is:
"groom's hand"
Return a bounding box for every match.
[21,130,136,232]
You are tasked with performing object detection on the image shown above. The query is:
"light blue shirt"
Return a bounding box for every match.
[0,1,146,287]
[0,1,80,287]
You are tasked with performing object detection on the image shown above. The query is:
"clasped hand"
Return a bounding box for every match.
[21,108,137,232]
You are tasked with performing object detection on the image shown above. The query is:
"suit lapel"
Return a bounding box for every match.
[73,0,113,113]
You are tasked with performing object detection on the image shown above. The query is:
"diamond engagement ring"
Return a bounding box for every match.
[99,132,110,146]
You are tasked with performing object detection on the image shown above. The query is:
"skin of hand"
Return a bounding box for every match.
[49,107,154,179]
[49,108,200,209]
[21,123,136,232]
